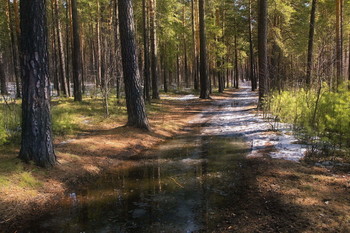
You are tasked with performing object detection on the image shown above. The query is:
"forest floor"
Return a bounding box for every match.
[1,85,350,232]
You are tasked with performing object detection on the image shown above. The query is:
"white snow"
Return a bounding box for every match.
[160,94,197,101]
[191,82,307,162]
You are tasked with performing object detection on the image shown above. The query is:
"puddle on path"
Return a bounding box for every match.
[24,134,249,233]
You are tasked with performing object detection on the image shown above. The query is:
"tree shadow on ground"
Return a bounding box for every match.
[214,156,350,232]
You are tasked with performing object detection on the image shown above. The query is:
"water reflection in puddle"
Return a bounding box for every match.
[25,135,249,233]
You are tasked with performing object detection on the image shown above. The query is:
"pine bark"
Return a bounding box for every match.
[143,0,151,102]
[118,0,150,130]
[306,0,317,88]
[191,0,199,90]
[258,0,268,103]
[234,29,239,89]
[198,0,210,99]
[19,0,56,167]
[348,33,350,86]
[71,0,83,101]
[0,51,7,95]
[335,0,343,87]
[183,4,189,88]
[13,0,21,97]
[149,0,160,99]
[51,10,60,96]
[249,0,256,91]
[113,0,122,100]
[6,0,19,96]
[65,0,72,97]
[53,0,69,96]
[96,0,102,88]
[163,48,168,93]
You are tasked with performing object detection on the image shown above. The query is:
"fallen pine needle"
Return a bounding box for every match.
[170,177,184,188]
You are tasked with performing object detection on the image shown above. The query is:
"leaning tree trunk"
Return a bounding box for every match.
[199,0,210,99]
[118,0,150,130]
[306,0,317,88]
[258,0,268,104]
[19,0,56,167]
[71,0,83,101]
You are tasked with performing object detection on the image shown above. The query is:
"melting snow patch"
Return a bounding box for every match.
[191,83,307,162]
[180,158,207,165]
[59,139,76,145]
[177,94,197,101]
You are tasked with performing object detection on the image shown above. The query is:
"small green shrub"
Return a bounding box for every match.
[0,100,21,145]
[266,83,350,155]
[0,116,7,144]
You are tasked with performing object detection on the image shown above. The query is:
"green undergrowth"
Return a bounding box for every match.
[0,94,177,146]
[265,83,350,158]
[51,96,128,135]
[19,171,43,188]
[0,151,43,189]
[0,96,129,144]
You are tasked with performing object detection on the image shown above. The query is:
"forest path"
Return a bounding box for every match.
[189,83,306,161]
[9,85,350,233]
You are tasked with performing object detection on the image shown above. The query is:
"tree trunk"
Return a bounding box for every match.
[113,0,122,101]
[218,62,223,93]
[0,51,8,95]
[348,33,350,87]
[13,0,21,98]
[164,58,168,93]
[215,9,223,93]
[65,0,72,97]
[71,0,83,101]
[50,1,60,96]
[19,0,56,167]
[6,0,19,96]
[149,0,160,99]
[198,0,210,99]
[54,0,69,96]
[183,4,189,88]
[191,0,199,91]
[306,0,317,88]
[258,0,268,103]
[176,48,180,88]
[335,0,342,88]
[143,0,151,102]
[118,0,150,130]
[249,0,256,91]
[234,31,239,89]
[96,0,102,88]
